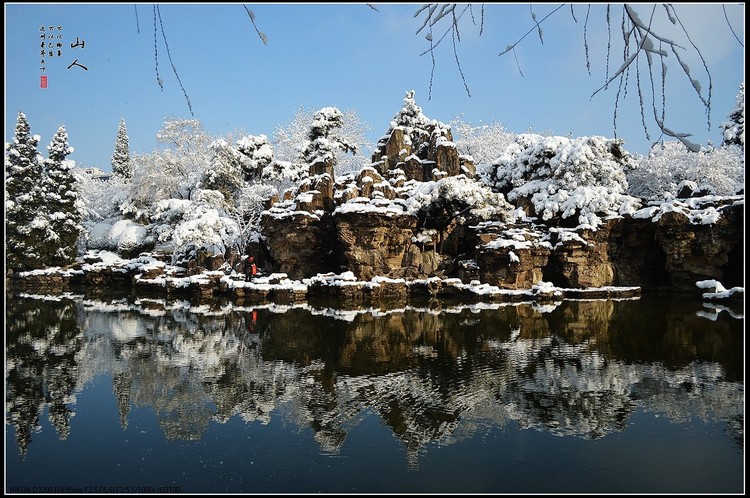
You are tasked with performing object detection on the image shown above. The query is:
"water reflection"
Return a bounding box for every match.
[5,293,744,464]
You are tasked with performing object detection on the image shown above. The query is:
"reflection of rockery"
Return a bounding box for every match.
[5,295,744,457]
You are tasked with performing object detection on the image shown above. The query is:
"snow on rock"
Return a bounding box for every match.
[108,219,150,253]
[531,281,563,298]
[696,280,744,300]
[630,195,741,225]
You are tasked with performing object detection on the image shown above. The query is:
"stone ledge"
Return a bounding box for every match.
[9,263,645,306]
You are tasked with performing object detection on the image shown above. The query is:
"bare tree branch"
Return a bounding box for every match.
[156,5,193,116]
[243,5,268,45]
[499,4,566,57]
[723,4,744,47]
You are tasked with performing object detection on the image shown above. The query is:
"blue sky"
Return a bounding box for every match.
[5,3,745,171]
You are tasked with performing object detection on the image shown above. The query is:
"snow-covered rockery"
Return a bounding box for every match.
[259,91,522,281]
[486,134,640,227]
[370,90,475,182]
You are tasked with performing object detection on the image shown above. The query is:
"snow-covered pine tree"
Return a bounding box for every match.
[44,126,82,266]
[379,90,435,157]
[274,107,371,177]
[5,112,49,270]
[391,90,432,131]
[301,107,357,176]
[111,118,132,178]
[720,83,744,149]
[236,134,275,182]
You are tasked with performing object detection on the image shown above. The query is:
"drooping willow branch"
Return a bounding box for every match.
[415,3,484,99]
[504,3,718,151]
[156,5,193,116]
[722,5,743,47]
[414,4,733,152]
[149,3,269,116]
[243,4,268,45]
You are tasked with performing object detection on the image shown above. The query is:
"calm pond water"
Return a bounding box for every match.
[5,291,744,494]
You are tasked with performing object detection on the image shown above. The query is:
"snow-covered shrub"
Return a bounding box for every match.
[107,219,152,256]
[79,218,152,256]
[403,175,516,223]
[627,141,745,200]
[150,191,240,265]
[485,134,640,227]
[81,220,116,250]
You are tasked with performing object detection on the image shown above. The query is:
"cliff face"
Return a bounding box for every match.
[335,211,420,280]
[654,206,744,289]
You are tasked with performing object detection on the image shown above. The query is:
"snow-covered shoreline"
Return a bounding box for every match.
[9,250,647,305]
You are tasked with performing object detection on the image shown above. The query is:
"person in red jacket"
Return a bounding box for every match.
[244,256,257,282]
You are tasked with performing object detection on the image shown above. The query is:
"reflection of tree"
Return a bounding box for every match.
[5,372,44,457]
[122,338,222,442]
[208,338,290,426]
[5,296,84,456]
[45,364,77,441]
[112,372,132,430]
[5,295,744,458]
[293,364,349,454]
[500,338,635,439]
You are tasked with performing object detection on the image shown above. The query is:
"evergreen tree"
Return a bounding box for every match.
[375,90,443,160]
[200,138,245,203]
[5,112,48,270]
[44,126,82,266]
[111,118,132,178]
[720,83,744,149]
[236,134,274,181]
[391,90,432,130]
[301,107,357,171]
